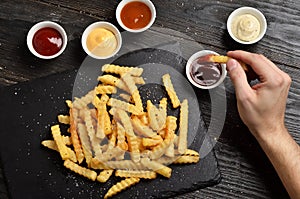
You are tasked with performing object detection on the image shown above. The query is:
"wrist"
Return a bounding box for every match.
[250,124,288,144]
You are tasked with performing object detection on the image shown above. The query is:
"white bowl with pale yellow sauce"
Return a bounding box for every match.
[227,7,267,44]
[81,22,122,59]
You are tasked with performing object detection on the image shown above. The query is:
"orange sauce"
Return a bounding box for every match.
[120,1,151,30]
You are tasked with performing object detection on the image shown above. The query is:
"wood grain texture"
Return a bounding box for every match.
[0,0,299,198]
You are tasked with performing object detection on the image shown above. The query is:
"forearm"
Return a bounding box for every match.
[255,128,300,199]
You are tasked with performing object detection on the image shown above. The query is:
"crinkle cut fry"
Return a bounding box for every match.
[51,125,70,160]
[108,98,143,115]
[102,64,143,76]
[209,55,248,72]
[73,90,95,109]
[178,99,188,154]
[131,116,157,138]
[41,140,77,162]
[77,123,93,165]
[116,109,140,162]
[64,159,97,181]
[173,155,200,164]
[69,108,85,163]
[93,94,111,138]
[57,115,70,124]
[104,177,140,199]
[94,85,117,94]
[84,109,102,158]
[115,170,157,179]
[162,74,180,108]
[97,169,114,183]
[141,158,172,178]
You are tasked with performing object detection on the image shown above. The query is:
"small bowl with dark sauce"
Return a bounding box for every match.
[116,0,156,33]
[186,50,227,89]
[27,21,67,59]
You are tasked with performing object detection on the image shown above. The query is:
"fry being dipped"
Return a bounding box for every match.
[206,54,258,80]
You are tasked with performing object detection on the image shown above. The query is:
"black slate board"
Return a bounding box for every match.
[0,49,221,199]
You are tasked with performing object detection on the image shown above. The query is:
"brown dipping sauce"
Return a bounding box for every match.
[190,55,222,86]
[120,1,151,30]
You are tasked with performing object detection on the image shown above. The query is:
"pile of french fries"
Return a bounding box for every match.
[41,64,200,199]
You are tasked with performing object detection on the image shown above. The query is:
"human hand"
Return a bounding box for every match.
[226,50,291,140]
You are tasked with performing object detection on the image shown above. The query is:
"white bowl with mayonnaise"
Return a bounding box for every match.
[227,7,267,44]
[81,22,122,59]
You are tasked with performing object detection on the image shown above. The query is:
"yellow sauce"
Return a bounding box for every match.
[231,14,261,42]
[86,28,117,57]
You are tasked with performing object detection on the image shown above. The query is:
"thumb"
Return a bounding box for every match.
[227,59,253,98]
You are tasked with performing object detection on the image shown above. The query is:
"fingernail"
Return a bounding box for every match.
[226,59,238,72]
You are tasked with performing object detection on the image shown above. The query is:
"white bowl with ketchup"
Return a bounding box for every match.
[116,0,156,33]
[27,21,67,59]
[186,50,227,89]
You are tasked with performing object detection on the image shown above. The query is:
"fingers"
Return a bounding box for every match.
[227,50,278,80]
[226,58,254,99]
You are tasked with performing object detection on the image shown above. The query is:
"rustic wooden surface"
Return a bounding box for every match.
[1,0,299,198]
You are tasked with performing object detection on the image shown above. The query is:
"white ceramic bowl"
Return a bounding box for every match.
[27,21,67,59]
[116,0,156,33]
[227,7,267,44]
[186,50,227,89]
[81,21,122,59]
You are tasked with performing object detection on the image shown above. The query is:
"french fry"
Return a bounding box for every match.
[133,76,145,85]
[57,115,70,124]
[62,135,72,145]
[65,100,72,108]
[142,136,163,148]
[69,108,85,163]
[178,99,188,154]
[98,74,129,93]
[94,85,117,95]
[115,170,156,179]
[119,93,133,102]
[104,178,140,199]
[162,74,180,108]
[141,158,172,178]
[64,159,97,181]
[209,55,248,72]
[102,64,143,76]
[73,90,95,109]
[116,109,140,162]
[108,98,143,115]
[131,116,157,138]
[121,73,143,112]
[173,155,200,164]
[83,109,102,159]
[116,122,128,151]
[104,160,146,170]
[41,140,77,162]
[93,94,111,138]
[184,149,200,157]
[138,113,148,125]
[147,100,159,131]
[77,123,93,165]
[97,169,114,183]
[51,125,70,160]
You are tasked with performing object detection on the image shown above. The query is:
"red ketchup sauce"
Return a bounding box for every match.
[190,55,222,86]
[32,27,63,56]
[120,1,151,30]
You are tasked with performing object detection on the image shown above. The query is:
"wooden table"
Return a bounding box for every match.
[1,0,299,198]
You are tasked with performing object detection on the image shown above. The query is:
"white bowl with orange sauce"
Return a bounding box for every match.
[81,21,122,59]
[116,0,156,33]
